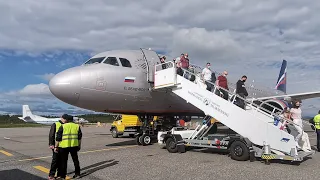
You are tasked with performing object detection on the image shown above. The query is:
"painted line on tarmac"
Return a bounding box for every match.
[0,150,13,156]
[19,155,52,162]
[33,165,71,180]
[79,145,138,154]
[18,145,138,162]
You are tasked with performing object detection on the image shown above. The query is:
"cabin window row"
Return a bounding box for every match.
[84,57,132,68]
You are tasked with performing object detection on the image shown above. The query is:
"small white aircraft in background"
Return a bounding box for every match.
[73,117,89,124]
[18,105,89,125]
[18,105,60,125]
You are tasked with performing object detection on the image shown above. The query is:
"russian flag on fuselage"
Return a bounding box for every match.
[124,77,135,83]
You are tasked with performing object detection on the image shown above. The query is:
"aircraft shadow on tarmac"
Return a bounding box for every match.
[105,139,137,147]
[67,159,119,178]
[0,169,46,180]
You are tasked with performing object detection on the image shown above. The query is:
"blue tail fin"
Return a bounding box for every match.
[275,60,287,93]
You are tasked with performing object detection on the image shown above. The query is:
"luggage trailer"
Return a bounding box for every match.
[157,116,315,165]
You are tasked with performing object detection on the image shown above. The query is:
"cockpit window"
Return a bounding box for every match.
[103,57,119,66]
[84,57,105,64]
[119,58,132,68]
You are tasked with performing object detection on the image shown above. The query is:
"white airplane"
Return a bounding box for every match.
[18,105,61,125]
[18,105,89,125]
[73,117,89,124]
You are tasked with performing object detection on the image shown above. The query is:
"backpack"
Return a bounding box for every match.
[211,72,216,83]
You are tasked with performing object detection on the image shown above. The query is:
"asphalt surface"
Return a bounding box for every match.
[0,125,320,180]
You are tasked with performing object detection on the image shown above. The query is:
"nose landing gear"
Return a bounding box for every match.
[135,115,156,146]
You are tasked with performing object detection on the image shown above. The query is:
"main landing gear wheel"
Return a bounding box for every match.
[229,140,250,161]
[135,135,142,145]
[140,134,152,146]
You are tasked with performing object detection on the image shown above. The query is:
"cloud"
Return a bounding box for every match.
[5,83,51,96]
[20,83,51,95]
[36,73,55,81]
[0,49,91,67]
[170,28,249,62]
[0,83,92,115]
[0,0,319,116]
[0,0,319,65]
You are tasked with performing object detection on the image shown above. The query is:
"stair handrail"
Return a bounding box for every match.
[184,66,315,130]
[155,61,314,129]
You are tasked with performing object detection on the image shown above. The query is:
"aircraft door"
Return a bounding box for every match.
[140,48,160,83]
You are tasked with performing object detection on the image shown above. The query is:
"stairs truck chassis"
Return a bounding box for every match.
[158,126,313,164]
[154,61,315,165]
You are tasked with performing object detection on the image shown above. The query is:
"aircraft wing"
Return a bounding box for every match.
[253,91,320,101]
[18,117,26,121]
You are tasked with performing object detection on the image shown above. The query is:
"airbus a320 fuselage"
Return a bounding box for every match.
[49,48,320,116]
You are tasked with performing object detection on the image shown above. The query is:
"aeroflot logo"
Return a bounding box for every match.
[203,98,209,106]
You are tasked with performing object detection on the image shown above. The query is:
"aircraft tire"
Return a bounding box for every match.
[165,137,178,153]
[229,140,250,161]
[141,134,152,146]
[135,135,142,145]
[111,128,118,138]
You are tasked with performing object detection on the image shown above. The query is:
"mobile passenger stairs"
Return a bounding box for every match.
[153,61,315,165]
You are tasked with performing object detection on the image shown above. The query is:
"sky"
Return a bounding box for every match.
[0,0,319,116]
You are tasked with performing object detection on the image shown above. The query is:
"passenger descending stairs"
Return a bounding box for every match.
[154,63,297,155]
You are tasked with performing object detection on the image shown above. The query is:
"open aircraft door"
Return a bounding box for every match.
[140,48,160,83]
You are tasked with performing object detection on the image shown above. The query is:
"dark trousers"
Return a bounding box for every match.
[177,67,183,76]
[49,149,61,177]
[317,129,320,151]
[205,81,212,92]
[236,93,245,109]
[59,147,80,178]
[220,89,229,100]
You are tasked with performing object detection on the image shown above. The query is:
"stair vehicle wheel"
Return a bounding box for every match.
[111,128,118,138]
[135,135,142,145]
[229,140,250,161]
[141,134,152,146]
[165,137,178,153]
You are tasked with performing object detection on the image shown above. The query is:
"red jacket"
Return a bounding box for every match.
[217,75,229,90]
[180,56,189,68]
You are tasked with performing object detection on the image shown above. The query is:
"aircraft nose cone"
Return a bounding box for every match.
[49,68,81,105]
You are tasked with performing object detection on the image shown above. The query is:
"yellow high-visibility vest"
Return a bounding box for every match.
[314,114,320,130]
[55,121,62,133]
[59,123,79,148]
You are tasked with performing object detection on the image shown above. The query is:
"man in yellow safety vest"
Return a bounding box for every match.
[55,114,82,179]
[48,114,67,180]
[313,110,320,152]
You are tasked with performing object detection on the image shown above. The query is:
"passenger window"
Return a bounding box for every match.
[119,58,132,68]
[84,57,105,64]
[103,57,119,66]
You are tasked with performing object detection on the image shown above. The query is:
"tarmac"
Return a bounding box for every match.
[0,124,320,180]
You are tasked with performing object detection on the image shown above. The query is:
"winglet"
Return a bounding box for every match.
[275,60,287,94]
